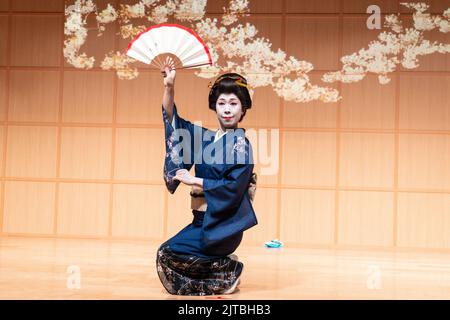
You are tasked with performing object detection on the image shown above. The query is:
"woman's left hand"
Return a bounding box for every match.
[173,169,197,186]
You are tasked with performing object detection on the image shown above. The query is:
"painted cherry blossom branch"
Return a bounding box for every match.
[63,0,340,102]
[322,2,450,85]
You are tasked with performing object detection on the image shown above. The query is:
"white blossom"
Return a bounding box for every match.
[96,4,117,24]
[101,51,138,80]
[384,14,403,33]
[64,0,449,102]
[63,0,96,69]
[323,3,450,85]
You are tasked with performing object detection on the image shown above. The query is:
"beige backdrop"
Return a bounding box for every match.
[0,0,449,251]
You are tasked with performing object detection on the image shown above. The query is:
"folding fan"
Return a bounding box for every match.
[126,23,213,71]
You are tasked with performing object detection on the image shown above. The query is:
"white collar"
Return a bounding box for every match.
[214,129,227,143]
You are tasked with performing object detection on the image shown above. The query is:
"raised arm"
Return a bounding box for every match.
[162,56,176,122]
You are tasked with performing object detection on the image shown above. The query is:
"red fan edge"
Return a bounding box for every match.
[125,23,213,66]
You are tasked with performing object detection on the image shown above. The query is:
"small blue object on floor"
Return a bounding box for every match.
[264,239,283,248]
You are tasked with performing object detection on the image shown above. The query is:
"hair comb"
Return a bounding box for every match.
[208,74,248,89]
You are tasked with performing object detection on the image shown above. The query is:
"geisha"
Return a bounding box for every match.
[156,56,258,296]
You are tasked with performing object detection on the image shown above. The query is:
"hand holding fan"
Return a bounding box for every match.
[126,23,213,76]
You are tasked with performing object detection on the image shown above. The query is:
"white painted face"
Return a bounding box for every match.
[215,93,244,130]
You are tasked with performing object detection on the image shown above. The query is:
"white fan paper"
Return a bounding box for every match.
[126,23,212,70]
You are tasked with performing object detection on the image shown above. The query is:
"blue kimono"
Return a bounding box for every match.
[160,103,258,259]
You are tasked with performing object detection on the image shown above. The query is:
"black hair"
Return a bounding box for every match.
[208,73,252,122]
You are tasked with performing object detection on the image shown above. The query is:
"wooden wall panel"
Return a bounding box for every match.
[339,133,395,188]
[281,131,336,186]
[343,0,398,13]
[0,126,4,176]
[112,184,165,238]
[399,75,450,131]
[398,134,450,190]
[338,190,394,246]
[10,70,60,122]
[0,15,7,66]
[3,181,55,234]
[59,127,112,179]
[340,74,396,130]
[63,71,114,123]
[397,192,450,248]
[286,17,339,71]
[0,1,8,11]
[114,128,165,182]
[283,74,338,129]
[286,0,340,13]
[12,0,64,12]
[57,182,110,236]
[280,189,335,245]
[0,70,7,121]
[11,15,62,67]
[6,126,58,178]
[117,72,166,125]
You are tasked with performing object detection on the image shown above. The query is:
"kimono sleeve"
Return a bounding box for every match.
[162,102,202,194]
[201,139,257,250]
[202,163,254,212]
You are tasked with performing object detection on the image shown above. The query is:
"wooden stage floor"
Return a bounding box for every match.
[0,236,449,299]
